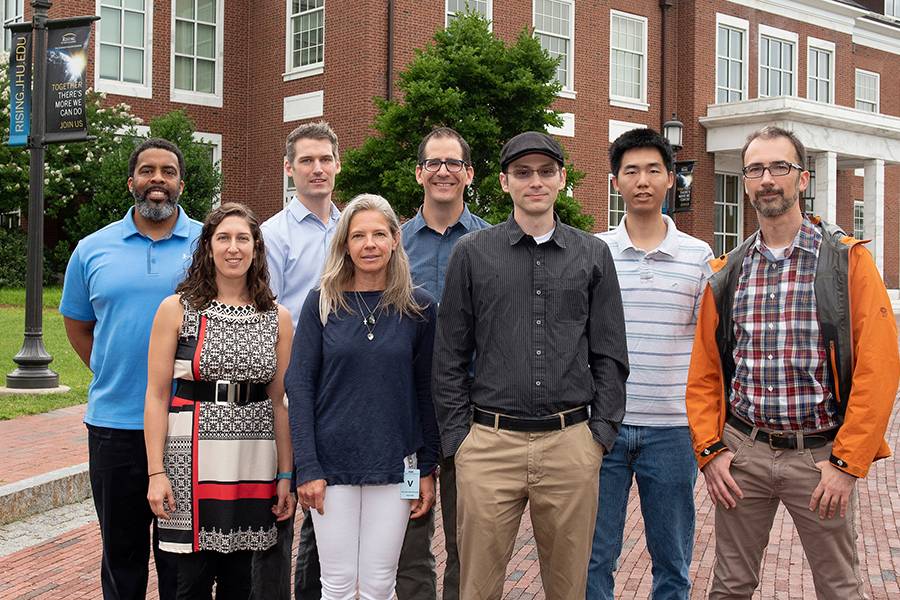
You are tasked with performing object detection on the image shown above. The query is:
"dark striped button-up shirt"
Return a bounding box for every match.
[432,213,629,457]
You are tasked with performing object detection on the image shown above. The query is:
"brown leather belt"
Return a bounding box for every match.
[726,415,836,450]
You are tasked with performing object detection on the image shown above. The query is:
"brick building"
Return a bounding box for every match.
[4,0,900,287]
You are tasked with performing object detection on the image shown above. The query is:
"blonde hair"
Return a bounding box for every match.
[318,194,424,324]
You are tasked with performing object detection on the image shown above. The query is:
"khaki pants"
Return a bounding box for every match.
[455,421,604,600]
[710,423,865,599]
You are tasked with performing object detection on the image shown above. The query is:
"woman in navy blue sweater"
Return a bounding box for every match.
[285,194,440,600]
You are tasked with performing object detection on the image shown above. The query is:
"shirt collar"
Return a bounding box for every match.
[610,214,679,257]
[754,217,819,258]
[121,205,191,240]
[287,196,340,226]
[408,204,479,235]
[503,212,566,248]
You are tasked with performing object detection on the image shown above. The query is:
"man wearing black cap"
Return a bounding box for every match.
[432,131,629,599]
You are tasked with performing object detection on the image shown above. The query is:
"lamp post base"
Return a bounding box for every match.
[6,335,60,389]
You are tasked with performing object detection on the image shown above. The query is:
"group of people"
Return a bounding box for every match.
[59,121,898,600]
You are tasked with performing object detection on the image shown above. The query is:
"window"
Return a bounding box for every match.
[171,0,223,106]
[716,17,747,103]
[610,11,648,109]
[608,176,625,230]
[806,38,834,104]
[533,0,574,95]
[97,0,152,98]
[287,0,324,77]
[758,26,797,98]
[853,201,865,239]
[447,0,491,25]
[1,208,21,230]
[715,173,742,256]
[2,0,23,52]
[855,69,879,113]
[886,0,898,18]
[193,132,222,207]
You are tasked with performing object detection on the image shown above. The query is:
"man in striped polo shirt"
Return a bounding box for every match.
[588,128,712,600]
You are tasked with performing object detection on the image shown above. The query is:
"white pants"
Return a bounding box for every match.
[310,484,411,600]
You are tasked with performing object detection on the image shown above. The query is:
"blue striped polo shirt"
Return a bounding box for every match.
[596,215,713,426]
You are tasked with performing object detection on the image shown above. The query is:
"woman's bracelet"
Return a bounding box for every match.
[148,471,166,478]
[276,471,293,480]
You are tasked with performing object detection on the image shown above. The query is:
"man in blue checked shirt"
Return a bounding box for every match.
[589,128,712,600]
[400,127,490,600]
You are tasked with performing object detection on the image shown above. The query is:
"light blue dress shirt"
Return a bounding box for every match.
[261,197,340,326]
[401,205,491,303]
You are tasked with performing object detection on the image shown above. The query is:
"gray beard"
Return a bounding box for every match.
[133,189,179,222]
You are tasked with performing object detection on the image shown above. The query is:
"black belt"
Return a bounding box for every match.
[175,379,269,406]
[473,406,589,432]
[726,415,837,450]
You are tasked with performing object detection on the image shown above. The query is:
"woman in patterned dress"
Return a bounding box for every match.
[285,194,440,600]
[145,202,296,599]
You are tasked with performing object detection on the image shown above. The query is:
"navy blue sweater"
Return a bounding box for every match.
[286,289,440,486]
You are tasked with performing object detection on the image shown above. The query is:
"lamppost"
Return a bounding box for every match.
[663,114,684,216]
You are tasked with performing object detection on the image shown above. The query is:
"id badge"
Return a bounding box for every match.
[401,468,420,499]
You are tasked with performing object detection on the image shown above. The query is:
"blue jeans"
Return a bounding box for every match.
[587,425,697,600]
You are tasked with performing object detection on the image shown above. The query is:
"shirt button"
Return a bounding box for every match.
[535,350,542,356]
[767,354,773,360]
[836,459,845,467]
[770,263,777,269]
[535,319,542,325]
[536,289,542,295]
[769,293,776,299]
[535,260,542,266]
[767,385,773,392]
[769,418,776,424]
[768,323,774,330]
[535,381,541,386]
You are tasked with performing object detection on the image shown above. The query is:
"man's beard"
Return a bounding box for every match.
[750,186,796,218]
[133,187,180,222]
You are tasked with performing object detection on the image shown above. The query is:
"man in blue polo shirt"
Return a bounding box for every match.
[400,127,490,600]
[60,138,202,600]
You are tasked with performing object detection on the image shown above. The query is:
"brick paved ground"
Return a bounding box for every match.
[1,401,898,599]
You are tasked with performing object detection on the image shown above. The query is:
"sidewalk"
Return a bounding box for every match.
[1,401,899,599]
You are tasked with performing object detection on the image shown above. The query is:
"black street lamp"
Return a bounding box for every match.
[6,0,59,390]
[663,114,684,216]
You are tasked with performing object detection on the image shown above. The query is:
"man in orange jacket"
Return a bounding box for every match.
[686,126,898,599]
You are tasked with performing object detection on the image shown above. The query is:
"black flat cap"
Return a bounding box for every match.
[500,132,564,171]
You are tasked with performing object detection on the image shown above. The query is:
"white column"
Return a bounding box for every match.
[814,151,838,222]
[863,159,885,277]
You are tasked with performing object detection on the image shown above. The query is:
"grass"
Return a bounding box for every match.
[0,287,91,419]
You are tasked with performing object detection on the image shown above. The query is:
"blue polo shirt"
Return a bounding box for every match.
[401,205,491,302]
[60,206,202,430]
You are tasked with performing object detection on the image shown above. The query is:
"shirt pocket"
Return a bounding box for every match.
[550,277,588,324]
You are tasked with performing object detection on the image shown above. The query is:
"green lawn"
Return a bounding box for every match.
[0,287,91,419]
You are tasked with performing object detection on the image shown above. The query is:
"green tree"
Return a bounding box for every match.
[337,12,592,230]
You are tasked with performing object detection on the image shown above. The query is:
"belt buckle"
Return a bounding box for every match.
[767,430,788,450]
[215,380,233,405]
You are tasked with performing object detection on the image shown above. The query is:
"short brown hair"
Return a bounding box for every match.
[741,126,806,166]
[417,127,471,164]
[285,121,339,163]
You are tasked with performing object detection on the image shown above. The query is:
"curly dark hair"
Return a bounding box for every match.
[176,202,276,312]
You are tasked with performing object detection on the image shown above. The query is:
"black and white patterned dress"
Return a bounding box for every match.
[158,298,280,554]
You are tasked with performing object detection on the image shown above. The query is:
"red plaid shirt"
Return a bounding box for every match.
[730,219,837,431]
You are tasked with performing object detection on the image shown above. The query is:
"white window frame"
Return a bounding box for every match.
[853,200,865,239]
[608,174,625,230]
[806,37,834,104]
[758,25,798,98]
[714,172,744,256]
[284,0,325,82]
[170,0,225,108]
[533,0,576,99]
[855,68,880,113]
[94,0,153,99]
[2,0,24,53]
[609,10,649,111]
[446,0,492,28]
[715,14,749,104]
[886,0,898,18]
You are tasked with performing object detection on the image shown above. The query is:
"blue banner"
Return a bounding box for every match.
[7,24,32,147]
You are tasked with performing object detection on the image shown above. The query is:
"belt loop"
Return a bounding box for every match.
[559,412,566,430]
[796,431,805,453]
[748,426,759,447]
[493,413,500,432]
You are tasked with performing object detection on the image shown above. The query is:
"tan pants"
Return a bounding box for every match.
[455,421,603,600]
[710,422,865,599]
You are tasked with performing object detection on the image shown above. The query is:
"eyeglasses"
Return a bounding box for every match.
[420,158,468,173]
[742,161,804,179]
[508,166,560,180]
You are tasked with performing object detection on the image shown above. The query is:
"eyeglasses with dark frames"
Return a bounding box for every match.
[742,161,804,179]
[420,158,468,173]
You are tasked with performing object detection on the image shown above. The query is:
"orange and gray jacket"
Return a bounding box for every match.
[686,218,898,478]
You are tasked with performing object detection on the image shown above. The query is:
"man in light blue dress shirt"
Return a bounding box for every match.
[252,121,341,600]
[400,127,490,600]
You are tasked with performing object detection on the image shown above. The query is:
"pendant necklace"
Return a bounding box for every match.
[354,291,382,341]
